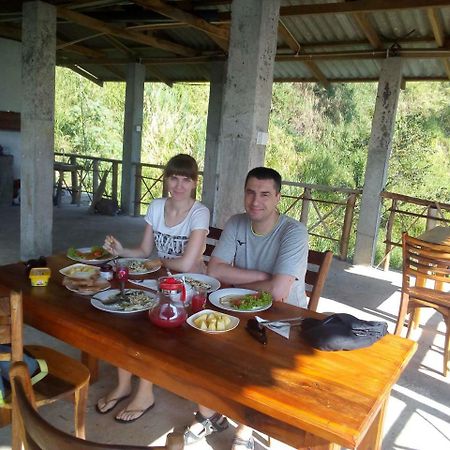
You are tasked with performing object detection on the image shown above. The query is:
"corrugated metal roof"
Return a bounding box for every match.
[1,0,449,84]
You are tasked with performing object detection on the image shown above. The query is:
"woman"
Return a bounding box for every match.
[96,153,210,423]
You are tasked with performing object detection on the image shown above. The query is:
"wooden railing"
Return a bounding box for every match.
[380,191,450,270]
[53,153,361,260]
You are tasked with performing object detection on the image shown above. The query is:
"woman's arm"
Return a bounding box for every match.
[162,229,208,273]
[104,224,155,258]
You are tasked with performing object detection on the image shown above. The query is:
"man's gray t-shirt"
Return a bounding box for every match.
[212,214,308,307]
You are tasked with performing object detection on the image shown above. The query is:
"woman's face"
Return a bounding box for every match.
[166,174,196,200]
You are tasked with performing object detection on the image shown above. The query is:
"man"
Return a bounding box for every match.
[184,167,308,450]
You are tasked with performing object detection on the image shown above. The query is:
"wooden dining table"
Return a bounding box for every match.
[0,255,417,450]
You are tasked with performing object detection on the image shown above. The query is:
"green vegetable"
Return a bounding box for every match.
[234,291,272,310]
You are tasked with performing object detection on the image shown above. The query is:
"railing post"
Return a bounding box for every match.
[69,155,80,205]
[92,160,99,198]
[112,161,119,205]
[339,193,356,261]
[133,163,142,217]
[383,199,397,271]
[300,188,311,225]
[426,205,438,230]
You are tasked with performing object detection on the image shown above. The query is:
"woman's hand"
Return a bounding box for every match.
[104,235,123,257]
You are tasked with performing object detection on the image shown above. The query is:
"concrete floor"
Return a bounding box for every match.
[0,202,449,450]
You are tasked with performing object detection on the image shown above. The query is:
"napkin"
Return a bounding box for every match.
[129,279,158,290]
[255,316,291,339]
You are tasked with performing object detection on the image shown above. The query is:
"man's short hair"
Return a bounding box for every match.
[245,167,282,193]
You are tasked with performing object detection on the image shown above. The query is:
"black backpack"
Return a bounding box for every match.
[300,313,388,351]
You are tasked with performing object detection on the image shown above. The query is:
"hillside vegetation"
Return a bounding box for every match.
[54,68,450,265]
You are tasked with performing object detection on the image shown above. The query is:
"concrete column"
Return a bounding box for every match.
[121,63,145,215]
[354,57,403,266]
[20,1,56,260]
[201,62,226,214]
[213,0,280,226]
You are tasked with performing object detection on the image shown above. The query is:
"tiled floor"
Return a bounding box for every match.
[0,204,449,449]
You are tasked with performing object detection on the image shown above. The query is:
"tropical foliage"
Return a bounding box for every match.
[54,68,450,267]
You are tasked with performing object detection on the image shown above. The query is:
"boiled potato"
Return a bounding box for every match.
[216,319,226,331]
[194,311,232,331]
[199,321,208,330]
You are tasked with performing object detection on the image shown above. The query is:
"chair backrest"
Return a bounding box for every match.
[402,232,450,294]
[10,362,184,450]
[305,250,333,311]
[203,226,223,261]
[0,289,23,363]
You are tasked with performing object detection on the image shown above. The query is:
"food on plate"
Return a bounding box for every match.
[63,276,109,295]
[144,259,161,271]
[219,291,272,310]
[121,259,157,273]
[194,312,232,331]
[60,264,100,280]
[184,277,212,291]
[67,246,111,260]
[105,290,157,311]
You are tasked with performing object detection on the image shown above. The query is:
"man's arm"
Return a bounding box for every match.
[235,273,296,302]
[207,256,270,285]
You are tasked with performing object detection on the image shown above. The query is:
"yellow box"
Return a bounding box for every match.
[29,268,51,286]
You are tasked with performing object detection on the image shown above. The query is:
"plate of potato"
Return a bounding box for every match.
[187,309,239,334]
[59,263,100,280]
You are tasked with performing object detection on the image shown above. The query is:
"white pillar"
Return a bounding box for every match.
[354,57,403,266]
[213,0,280,227]
[201,62,226,215]
[20,1,56,260]
[121,63,145,215]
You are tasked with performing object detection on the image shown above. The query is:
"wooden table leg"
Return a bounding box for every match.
[357,396,388,450]
[81,351,99,383]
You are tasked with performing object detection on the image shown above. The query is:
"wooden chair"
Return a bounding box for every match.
[0,289,90,449]
[203,226,223,261]
[10,361,184,450]
[394,232,450,377]
[305,250,333,311]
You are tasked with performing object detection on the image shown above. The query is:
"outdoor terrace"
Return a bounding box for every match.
[0,203,448,450]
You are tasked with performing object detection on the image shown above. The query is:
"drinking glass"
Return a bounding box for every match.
[191,287,207,314]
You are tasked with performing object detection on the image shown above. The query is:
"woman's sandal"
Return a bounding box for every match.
[232,436,255,450]
[183,411,229,445]
[95,394,130,415]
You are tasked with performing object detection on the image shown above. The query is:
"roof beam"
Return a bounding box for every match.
[427,8,445,47]
[57,6,197,57]
[352,12,383,49]
[131,0,229,51]
[280,0,450,16]
[67,64,104,86]
[278,19,329,88]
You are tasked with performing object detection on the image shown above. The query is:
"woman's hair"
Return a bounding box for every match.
[163,154,199,182]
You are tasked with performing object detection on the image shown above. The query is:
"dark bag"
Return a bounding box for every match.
[300,313,388,351]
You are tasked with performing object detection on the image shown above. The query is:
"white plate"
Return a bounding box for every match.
[91,289,158,314]
[187,309,239,334]
[173,273,221,293]
[116,258,161,275]
[59,263,100,280]
[208,288,273,313]
[66,247,113,265]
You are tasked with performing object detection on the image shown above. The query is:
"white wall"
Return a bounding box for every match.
[0,38,22,179]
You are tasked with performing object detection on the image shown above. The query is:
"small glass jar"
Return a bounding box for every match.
[99,264,113,281]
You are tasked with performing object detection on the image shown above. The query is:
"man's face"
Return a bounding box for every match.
[244,177,280,223]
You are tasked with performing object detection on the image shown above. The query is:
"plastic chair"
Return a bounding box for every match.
[10,361,184,450]
[305,250,333,311]
[394,232,450,377]
[0,289,91,449]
